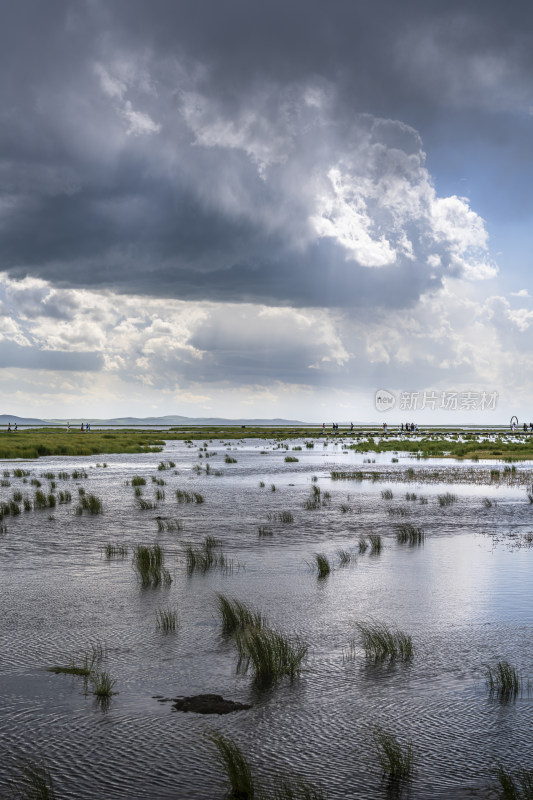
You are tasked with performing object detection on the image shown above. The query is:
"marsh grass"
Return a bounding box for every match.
[77,493,103,514]
[356,621,413,662]
[208,732,255,800]
[373,726,414,784]
[155,607,179,632]
[90,670,117,700]
[336,549,355,566]
[57,490,72,504]
[358,536,368,553]
[235,627,308,686]
[185,536,230,574]
[405,492,417,501]
[133,544,172,587]
[381,489,393,500]
[131,476,146,486]
[225,455,238,463]
[216,594,264,634]
[483,497,495,508]
[48,643,104,678]
[438,492,457,506]
[312,553,331,578]
[258,526,273,537]
[396,523,425,546]
[285,456,299,462]
[495,765,533,799]
[4,755,56,800]
[136,498,155,510]
[176,489,204,504]
[104,543,128,559]
[368,534,382,554]
[156,517,183,532]
[279,511,294,523]
[486,660,522,700]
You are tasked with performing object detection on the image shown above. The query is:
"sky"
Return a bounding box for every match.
[1,0,533,423]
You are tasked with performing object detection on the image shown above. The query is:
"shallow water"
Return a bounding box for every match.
[1,439,533,798]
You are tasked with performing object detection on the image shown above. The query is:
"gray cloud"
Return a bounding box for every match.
[0,340,103,371]
[1,0,528,309]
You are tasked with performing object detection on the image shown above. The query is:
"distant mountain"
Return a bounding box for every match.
[0,414,61,426]
[1,413,307,426]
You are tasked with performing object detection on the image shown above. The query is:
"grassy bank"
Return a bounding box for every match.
[2,425,533,461]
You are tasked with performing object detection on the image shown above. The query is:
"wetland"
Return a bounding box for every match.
[2,430,533,798]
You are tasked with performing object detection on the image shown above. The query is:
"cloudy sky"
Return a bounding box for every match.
[1,0,533,422]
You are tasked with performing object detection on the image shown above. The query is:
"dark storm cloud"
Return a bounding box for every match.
[0,0,527,306]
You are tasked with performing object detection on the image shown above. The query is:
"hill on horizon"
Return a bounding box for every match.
[0,413,308,426]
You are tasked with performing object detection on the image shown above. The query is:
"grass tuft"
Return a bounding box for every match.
[216,594,264,634]
[373,726,414,783]
[368,534,382,554]
[356,621,413,661]
[235,626,308,686]
[396,523,425,546]
[494,765,533,800]
[486,660,522,700]
[132,544,172,587]
[312,553,331,578]
[208,732,255,800]
[4,756,56,800]
[185,536,230,574]
[155,607,179,632]
[438,492,457,506]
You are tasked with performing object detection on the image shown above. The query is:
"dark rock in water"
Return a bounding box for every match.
[170,694,252,715]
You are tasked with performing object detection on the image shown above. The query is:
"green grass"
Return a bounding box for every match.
[336,549,354,566]
[132,544,172,587]
[90,670,116,698]
[486,660,522,699]
[495,765,533,799]
[373,726,414,783]
[312,553,331,578]
[4,755,56,799]
[176,489,204,504]
[155,607,179,632]
[396,523,425,546]
[225,455,238,463]
[358,536,368,553]
[356,621,413,661]
[216,594,265,633]
[235,626,308,686]
[0,427,167,460]
[381,489,393,500]
[279,511,294,523]
[285,455,299,462]
[48,643,104,678]
[208,732,256,800]
[131,476,146,486]
[104,543,128,559]
[185,536,230,574]
[438,492,458,506]
[258,526,273,537]
[156,517,183,532]
[77,493,103,514]
[368,534,382,554]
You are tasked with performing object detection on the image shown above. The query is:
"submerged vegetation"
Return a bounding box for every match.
[235,627,308,686]
[132,544,172,587]
[373,726,415,784]
[216,594,265,634]
[355,621,413,662]
[486,660,522,700]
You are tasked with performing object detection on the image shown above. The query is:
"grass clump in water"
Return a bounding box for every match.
[368,534,382,554]
[235,627,308,686]
[132,544,172,587]
[381,489,393,500]
[396,523,425,546]
[4,755,57,800]
[216,594,264,634]
[185,536,230,574]
[358,536,368,553]
[176,489,204,503]
[279,510,294,523]
[438,492,457,506]
[225,455,238,463]
[77,493,103,514]
[104,543,128,559]
[258,526,273,537]
[373,726,414,785]
[208,732,256,800]
[155,607,179,632]
[312,553,331,578]
[285,455,299,462]
[337,549,354,566]
[494,765,533,799]
[486,660,522,700]
[356,621,413,662]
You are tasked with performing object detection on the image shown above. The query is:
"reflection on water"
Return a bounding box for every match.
[1,439,533,798]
